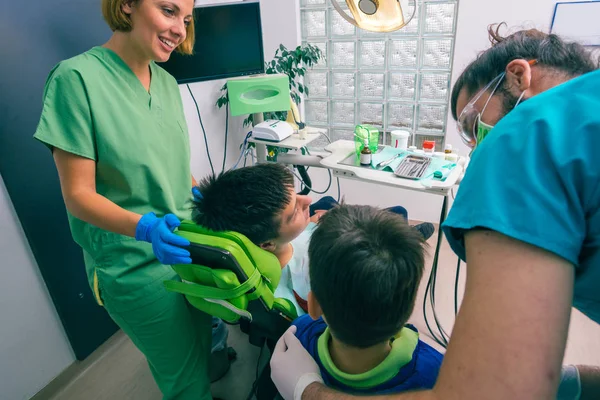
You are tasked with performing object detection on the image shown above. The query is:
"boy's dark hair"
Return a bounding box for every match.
[193,163,295,244]
[309,204,426,348]
[451,23,598,120]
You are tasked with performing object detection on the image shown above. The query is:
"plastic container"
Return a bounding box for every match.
[445,153,459,162]
[422,140,436,154]
[408,145,417,152]
[444,144,453,154]
[354,125,380,157]
[433,151,446,159]
[390,130,410,150]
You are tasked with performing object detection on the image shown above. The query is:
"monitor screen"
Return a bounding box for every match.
[158,1,264,83]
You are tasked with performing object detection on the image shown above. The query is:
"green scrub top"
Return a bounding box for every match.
[34,47,193,309]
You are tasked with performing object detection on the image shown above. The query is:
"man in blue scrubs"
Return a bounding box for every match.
[269,27,600,400]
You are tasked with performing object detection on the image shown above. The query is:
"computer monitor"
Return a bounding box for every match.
[158,1,265,83]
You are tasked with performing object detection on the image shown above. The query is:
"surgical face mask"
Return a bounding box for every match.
[474,90,526,146]
[476,116,494,144]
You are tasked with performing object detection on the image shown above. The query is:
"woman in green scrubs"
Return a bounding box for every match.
[34,1,213,398]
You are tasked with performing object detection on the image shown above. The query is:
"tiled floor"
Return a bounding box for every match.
[44,227,600,400]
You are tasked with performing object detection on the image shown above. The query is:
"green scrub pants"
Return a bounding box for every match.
[102,273,212,400]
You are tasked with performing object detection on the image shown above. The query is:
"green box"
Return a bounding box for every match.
[227,74,291,117]
[354,124,380,156]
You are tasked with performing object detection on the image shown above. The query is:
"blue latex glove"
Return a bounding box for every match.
[192,187,203,202]
[135,213,192,265]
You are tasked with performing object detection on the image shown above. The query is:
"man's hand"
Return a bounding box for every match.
[310,210,328,224]
[271,326,323,400]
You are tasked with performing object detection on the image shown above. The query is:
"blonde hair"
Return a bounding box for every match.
[101,0,195,55]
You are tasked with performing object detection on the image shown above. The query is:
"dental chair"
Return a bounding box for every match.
[163,221,298,398]
[164,220,298,344]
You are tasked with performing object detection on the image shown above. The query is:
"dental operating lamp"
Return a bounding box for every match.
[330,0,416,33]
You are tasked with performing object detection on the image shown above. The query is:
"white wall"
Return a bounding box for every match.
[0,174,75,400]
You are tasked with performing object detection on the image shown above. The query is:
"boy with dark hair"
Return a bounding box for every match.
[194,163,317,315]
[293,204,443,394]
[193,164,434,315]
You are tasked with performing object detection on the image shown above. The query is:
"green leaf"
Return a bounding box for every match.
[280,44,285,52]
[298,85,304,93]
[304,87,310,96]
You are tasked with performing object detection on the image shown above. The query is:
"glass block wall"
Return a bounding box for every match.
[300,0,459,150]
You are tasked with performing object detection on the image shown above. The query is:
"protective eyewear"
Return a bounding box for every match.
[456,73,505,148]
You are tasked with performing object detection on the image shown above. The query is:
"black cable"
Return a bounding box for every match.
[290,168,333,195]
[187,84,215,176]
[297,165,312,196]
[430,263,449,345]
[431,199,450,344]
[423,277,447,347]
[424,266,448,347]
[246,342,265,400]
[222,106,228,173]
[454,258,461,316]
[423,196,450,348]
[336,177,341,203]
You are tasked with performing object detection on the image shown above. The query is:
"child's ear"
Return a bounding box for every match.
[307,291,323,320]
[259,241,276,252]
